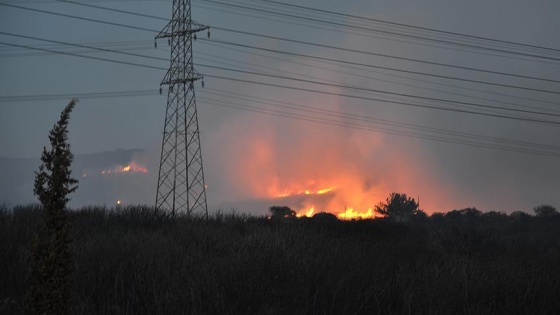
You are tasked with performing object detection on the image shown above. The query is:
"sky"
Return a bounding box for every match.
[1,0,560,215]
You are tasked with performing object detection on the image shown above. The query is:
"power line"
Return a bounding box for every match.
[198,93,560,158]
[0,44,153,58]
[0,89,159,102]
[0,31,167,61]
[253,0,560,55]
[192,0,560,67]
[2,31,556,113]
[202,73,560,126]
[203,87,560,152]
[202,38,560,96]
[2,39,560,126]
[198,40,560,113]
[198,63,560,119]
[48,0,560,83]
[52,0,168,21]
[9,0,560,63]
[3,84,559,157]
[201,0,560,62]
[5,1,559,96]
[4,35,560,125]
[210,26,560,84]
[0,3,158,33]
[5,30,558,119]
[0,41,165,70]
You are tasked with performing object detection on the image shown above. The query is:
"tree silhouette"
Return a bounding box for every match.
[533,205,558,217]
[270,206,296,219]
[312,211,339,222]
[28,99,78,314]
[374,193,419,221]
[445,207,482,223]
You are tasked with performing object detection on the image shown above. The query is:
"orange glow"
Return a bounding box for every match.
[297,207,315,218]
[338,207,374,220]
[101,161,148,175]
[317,187,333,194]
[211,101,457,216]
[270,183,380,220]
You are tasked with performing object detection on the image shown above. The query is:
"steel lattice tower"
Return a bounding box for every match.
[155,0,208,217]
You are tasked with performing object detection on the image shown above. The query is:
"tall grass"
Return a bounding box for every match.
[1,205,559,314]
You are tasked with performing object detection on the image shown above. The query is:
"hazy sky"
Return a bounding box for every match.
[1,0,560,214]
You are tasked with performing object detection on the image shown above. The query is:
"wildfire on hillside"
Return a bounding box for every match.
[208,95,454,217]
[101,161,148,175]
[270,182,380,220]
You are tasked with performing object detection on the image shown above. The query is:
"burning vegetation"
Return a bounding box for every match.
[272,185,378,220]
[100,161,148,175]
[208,107,456,218]
[271,191,421,221]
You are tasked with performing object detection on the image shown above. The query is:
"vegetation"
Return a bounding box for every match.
[533,204,559,217]
[1,204,560,314]
[374,192,420,221]
[28,100,78,314]
[269,205,296,219]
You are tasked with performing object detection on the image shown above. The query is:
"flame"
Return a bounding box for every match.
[275,186,335,198]
[338,207,374,220]
[101,161,148,175]
[271,184,378,220]
[208,100,457,216]
[297,207,315,218]
[317,188,333,194]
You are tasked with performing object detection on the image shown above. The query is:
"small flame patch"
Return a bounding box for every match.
[101,161,148,175]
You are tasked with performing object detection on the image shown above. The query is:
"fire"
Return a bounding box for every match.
[101,161,148,175]
[338,207,374,220]
[275,185,335,198]
[297,207,315,218]
[271,184,378,220]
[317,188,333,194]
[210,102,451,217]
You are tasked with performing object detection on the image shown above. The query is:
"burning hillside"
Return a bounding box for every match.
[100,161,148,175]
[269,180,381,219]
[204,94,462,217]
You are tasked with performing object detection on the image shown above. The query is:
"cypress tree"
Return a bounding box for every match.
[28,99,78,314]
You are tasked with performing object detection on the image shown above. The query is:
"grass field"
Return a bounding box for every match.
[1,204,559,314]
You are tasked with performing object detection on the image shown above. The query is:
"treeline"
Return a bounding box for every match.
[1,203,560,314]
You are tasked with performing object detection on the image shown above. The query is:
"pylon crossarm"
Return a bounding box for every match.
[155,20,173,40]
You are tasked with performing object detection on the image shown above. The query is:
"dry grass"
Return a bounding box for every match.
[1,204,559,314]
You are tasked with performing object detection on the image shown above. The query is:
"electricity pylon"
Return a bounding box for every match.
[155,0,209,218]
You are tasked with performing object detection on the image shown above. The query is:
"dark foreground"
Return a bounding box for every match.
[1,205,560,314]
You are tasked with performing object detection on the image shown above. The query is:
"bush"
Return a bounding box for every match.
[374,192,420,221]
[533,205,558,217]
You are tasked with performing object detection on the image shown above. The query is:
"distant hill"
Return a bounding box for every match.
[2,148,330,215]
[0,149,152,207]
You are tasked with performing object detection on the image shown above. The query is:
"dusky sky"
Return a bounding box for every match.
[1,0,560,214]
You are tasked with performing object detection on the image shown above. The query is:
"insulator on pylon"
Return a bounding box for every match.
[159,87,162,95]
[168,39,171,46]
[194,34,197,41]
[154,41,157,49]
[201,80,205,88]
[207,30,210,38]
